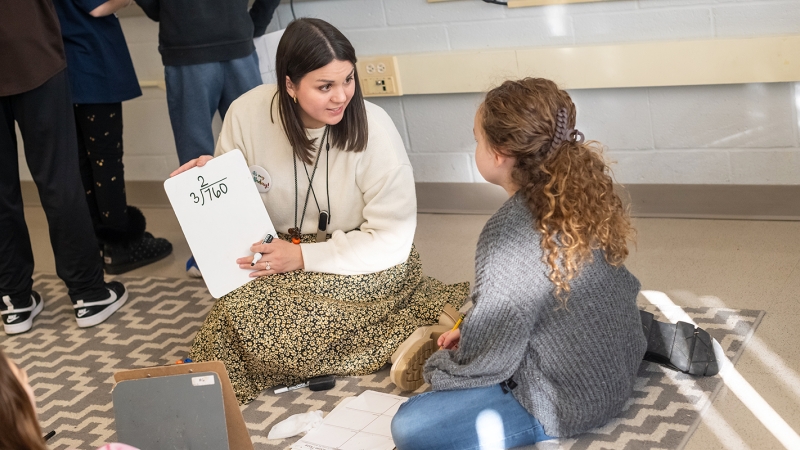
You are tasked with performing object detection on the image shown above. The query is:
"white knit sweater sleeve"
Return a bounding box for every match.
[299,104,417,275]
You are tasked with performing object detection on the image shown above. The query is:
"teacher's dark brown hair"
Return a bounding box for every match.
[275,18,368,164]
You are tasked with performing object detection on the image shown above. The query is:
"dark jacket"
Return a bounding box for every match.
[0,0,66,96]
[135,0,280,66]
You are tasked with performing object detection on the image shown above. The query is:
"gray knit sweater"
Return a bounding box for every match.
[423,192,645,438]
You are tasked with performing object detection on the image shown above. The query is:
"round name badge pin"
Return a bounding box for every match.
[250,165,272,193]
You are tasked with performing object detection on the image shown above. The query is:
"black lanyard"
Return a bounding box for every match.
[290,126,330,242]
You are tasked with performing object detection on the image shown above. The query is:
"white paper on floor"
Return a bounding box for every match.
[292,390,408,450]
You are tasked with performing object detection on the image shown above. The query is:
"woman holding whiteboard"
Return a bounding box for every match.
[171,18,468,403]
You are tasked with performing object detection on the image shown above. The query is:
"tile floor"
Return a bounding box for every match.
[21,205,800,449]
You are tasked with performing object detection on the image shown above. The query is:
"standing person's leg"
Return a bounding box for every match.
[218,51,262,120]
[165,62,224,277]
[12,69,127,327]
[75,110,103,230]
[391,385,552,450]
[165,62,224,166]
[73,103,172,274]
[13,70,104,298]
[74,103,129,232]
[0,94,43,335]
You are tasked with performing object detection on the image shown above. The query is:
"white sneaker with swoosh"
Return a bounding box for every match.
[72,282,128,328]
[2,292,44,335]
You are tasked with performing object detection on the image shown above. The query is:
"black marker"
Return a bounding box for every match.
[273,375,336,394]
[44,430,56,441]
[251,233,274,266]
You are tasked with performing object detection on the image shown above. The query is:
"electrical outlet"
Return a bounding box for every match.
[357,56,402,97]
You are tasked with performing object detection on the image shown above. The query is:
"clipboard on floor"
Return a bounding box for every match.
[113,361,253,450]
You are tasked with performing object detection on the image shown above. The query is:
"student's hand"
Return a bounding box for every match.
[438,329,461,350]
[238,238,305,276]
[169,155,214,177]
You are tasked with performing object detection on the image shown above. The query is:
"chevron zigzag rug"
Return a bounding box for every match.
[1,274,763,450]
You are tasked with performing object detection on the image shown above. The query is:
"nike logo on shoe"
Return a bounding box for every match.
[75,290,118,308]
[5,314,19,322]
[76,309,89,318]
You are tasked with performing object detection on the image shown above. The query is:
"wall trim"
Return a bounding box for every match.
[21,181,800,221]
[394,35,800,96]
[416,183,800,221]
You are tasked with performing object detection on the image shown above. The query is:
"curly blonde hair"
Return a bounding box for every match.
[480,78,634,307]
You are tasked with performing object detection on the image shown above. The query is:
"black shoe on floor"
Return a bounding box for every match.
[103,232,172,275]
[640,310,719,376]
[1,291,44,335]
[72,281,128,328]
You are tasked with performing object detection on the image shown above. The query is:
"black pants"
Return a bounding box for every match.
[0,69,105,306]
[74,102,129,232]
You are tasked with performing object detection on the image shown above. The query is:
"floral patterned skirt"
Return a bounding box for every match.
[189,238,469,404]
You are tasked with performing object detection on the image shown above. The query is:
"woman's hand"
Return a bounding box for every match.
[169,155,214,177]
[438,329,461,350]
[238,238,305,277]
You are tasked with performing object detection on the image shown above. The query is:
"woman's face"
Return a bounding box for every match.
[7,358,36,411]
[286,59,356,129]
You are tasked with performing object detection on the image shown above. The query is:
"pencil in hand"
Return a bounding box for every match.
[439,314,464,350]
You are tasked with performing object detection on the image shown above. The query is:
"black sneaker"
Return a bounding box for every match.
[1,291,44,335]
[73,281,128,328]
[103,232,172,275]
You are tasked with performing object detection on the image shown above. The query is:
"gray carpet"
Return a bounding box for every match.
[0,274,763,450]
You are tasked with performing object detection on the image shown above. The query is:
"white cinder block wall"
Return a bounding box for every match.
[19,0,800,184]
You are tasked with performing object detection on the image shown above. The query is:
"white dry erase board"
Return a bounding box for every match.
[164,150,277,298]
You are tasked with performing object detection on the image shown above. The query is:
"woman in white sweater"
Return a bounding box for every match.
[171,18,468,403]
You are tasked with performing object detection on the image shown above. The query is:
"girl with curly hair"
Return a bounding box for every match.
[391,78,649,448]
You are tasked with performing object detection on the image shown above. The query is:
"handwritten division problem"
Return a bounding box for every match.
[165,149,277,298]
[189,175,229,206]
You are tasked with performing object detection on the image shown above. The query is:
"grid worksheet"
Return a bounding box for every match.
[292,390,408,450]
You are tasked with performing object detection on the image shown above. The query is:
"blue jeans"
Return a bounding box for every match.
[165,52,262,165]
[391,385,553,450]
